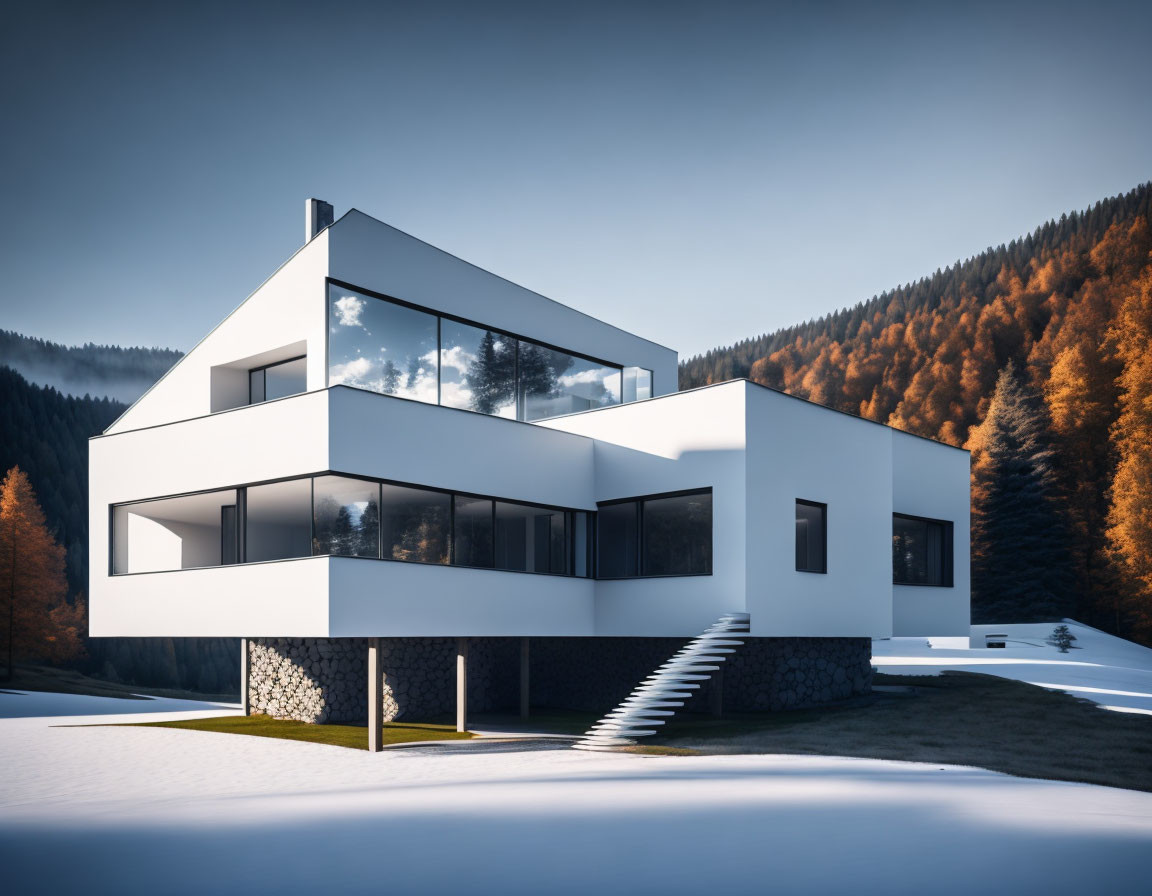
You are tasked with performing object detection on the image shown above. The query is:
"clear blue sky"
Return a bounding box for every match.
[1,0,1150,360]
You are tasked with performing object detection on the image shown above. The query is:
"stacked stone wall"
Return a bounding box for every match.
[247,636,519,724]
[247,637,368,723]
[529,636,871,713]
[247,635,871,724]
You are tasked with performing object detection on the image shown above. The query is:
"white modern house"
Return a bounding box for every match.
[89,200,969,746]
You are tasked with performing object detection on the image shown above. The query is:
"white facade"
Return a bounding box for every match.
[90,206,969,643]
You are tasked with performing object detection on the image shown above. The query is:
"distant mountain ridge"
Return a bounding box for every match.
[680,181,1152,639]
[0,329,182,403]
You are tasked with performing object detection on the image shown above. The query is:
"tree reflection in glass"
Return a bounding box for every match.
[380,485,450,564]
[519,340,621,421]
[327,285,438,403]
[312,476,380,558]
[440,320,516,417]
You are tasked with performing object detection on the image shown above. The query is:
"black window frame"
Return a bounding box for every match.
[249,354,306,405]
[325,278,630,421]
[892,512,954,587]
[109,471,594,580]
[795,499,827,574]
[595,487,713,580]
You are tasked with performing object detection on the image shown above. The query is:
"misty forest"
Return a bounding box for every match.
[3,183,1152,694]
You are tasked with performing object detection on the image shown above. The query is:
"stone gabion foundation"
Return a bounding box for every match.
[247,636,519,724]
[247,635,871,725]
[723,637,873,711]
[529,636,872,713]
[247,637,368,723]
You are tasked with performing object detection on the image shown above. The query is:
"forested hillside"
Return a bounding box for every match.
[0,366,237,693]
[0,330,182,403]
[681,183,1152,639]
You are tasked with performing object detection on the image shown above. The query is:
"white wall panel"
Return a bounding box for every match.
[327,212,678,395]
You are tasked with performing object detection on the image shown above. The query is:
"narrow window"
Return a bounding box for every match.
[623,367,653,403]
[221,505,238,565]
[597,500,639,577]
[453,495,494,568]
[893,513,953,586]
[796,499,827,573]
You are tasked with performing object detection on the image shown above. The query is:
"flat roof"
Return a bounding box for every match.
[535,377,971,453]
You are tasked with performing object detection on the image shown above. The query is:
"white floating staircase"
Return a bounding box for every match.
[573,612,750,751]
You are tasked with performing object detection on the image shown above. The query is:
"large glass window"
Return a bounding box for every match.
[893,514,953,586]
[381,484,450,564]
[112,489,238,574]
[312,476,380,558]
[327,284,438,403]
[796,500,827,573]
[597,489,711,578]
[113,477,592,577]
[440,320,516,418]
[246,479,312,563]
[326,281,640,423]
[642,492,712,576]
[453,495,494,568]
[519,341,622,421]
[494,502,567,574]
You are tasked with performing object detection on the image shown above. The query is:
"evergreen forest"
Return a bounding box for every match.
[681,183,1152,640]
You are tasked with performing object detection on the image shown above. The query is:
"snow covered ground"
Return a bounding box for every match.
[1,687,1150,895]
[873,621,1152,715]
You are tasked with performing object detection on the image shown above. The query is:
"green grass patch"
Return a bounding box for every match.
[125,713,473,750]
[652,671,1152,792]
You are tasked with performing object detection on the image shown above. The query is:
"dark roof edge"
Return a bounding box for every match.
[336,209,678,356]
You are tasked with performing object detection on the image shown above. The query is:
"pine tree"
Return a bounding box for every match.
[466,330,515,414]
[0,466,81,675]
[970,364,1075,622]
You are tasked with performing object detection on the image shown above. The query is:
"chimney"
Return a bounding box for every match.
[306,198,334,242]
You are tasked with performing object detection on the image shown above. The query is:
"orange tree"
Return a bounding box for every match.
[0,466,84,677]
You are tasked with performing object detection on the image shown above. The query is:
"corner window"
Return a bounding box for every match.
[597,489,712,578]
[893,513,953,586]
[113,477,592,577]
[795,499,826,573]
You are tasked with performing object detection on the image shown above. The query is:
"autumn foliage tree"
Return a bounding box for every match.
[0,465,85,675]
[681,183,1152,639]
[1105,266,1152,638]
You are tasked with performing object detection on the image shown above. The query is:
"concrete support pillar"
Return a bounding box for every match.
[709,666,724,718]
[519,637,530,719]
[240,638,250,716]
[456,637,469,733]
[368,638,383,752]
